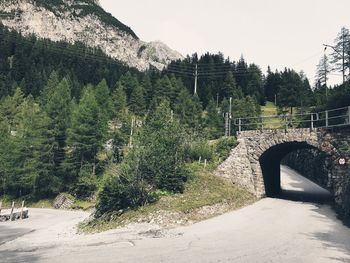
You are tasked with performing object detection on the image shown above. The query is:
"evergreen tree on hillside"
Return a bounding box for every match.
[315,54,331,88]
[41,71,60,105]
[112,81,127,116]
[94,79,114,119]
[67,87,106,179]
[43,77,72,179]
[12,96,58,198]
[139,101,188,192]
[277,69,303,113]
[154,75,173,100]
[205,99,223,138]
[175,90,202,129]
[222,71,238,99]
[141,74,153,108]
[129,83,146,115]
[264,67,281,103]
[235,57,249,94]
[119,72,139,99]
[330,27,350,81]
[0,87,24,131]
[0,74,13,98]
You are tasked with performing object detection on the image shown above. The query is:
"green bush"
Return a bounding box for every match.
[72,174,97,199]
[186,139,214,162]
[215,137,238,160]
[95,162,149,217]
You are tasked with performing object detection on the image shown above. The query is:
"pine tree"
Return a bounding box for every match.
[129,83,146,115]
[235,56,249,94]
[0,87,24,131]
[94,79,113,119]
[12,96,58,198]
[44,77,72,179]
[205,99,223,138]
[112,81,127,116]
[154,75,173,100]
[119,72,139,99]
[315,54,331,88]
[175,90,202,129]
[330,27,350,82]
[141,74,153,108]
[68,87,106,178]
[139,101,188,192]
[221,71,233,99]
[41,71,60,105]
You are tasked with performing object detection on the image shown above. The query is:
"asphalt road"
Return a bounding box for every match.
[1,165,350,263]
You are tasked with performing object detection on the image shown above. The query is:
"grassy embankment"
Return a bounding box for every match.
[80,138,256,233]
[261,101,283,129]
[80,163,255,233]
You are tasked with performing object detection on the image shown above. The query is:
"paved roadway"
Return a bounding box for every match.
[1,165,350,263]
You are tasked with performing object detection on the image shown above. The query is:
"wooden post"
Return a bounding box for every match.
[20,200,25,219]
[204,159,207,167]
[0,201,2,215]
[238,118,241,134]
[198,156,202,164]
[284,115,288,131]
[325,110,329,128]
[10,201,14,221]
[311,114,314,131]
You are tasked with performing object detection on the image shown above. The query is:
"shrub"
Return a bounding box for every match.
[215,137,238,160]
[95,162,149,217]
[71,165,98,199]
[186,139,214,162]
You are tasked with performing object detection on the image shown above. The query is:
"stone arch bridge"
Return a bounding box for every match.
[215,128,349,199]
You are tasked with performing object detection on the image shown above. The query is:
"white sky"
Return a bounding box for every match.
[100,0,349,86]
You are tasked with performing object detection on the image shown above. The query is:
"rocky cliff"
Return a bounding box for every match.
[0,0,183,70]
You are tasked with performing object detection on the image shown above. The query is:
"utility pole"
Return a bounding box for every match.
[194,64,198,95]
[228,97,232,137]
[224,112,229,137]
[342,29,346,84]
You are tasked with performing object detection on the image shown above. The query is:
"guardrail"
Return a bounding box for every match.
[234,106,350,133]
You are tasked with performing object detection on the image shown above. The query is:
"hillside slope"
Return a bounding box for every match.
[0,0,183,70]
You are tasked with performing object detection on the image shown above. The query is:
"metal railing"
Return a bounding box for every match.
[234,106,350,133]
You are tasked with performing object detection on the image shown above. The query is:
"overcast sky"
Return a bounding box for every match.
[100,0,349,86]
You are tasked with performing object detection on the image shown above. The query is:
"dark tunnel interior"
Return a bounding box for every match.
[259,142,314,197]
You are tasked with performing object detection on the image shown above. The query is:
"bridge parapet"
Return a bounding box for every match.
[234,106,350,133]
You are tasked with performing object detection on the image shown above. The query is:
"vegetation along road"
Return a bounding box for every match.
[1,165,349,263]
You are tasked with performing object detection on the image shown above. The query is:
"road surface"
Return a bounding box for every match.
[1,165,350,263]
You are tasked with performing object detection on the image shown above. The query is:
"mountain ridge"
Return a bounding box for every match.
[0,0,183,70]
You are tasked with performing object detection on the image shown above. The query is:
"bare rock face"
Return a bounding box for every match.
[0,0,183,70]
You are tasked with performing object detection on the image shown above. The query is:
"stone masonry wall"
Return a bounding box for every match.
[284,128,350,218]
[215,138,256,194]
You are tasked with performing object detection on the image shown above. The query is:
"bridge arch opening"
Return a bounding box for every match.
[259,141,331,201]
